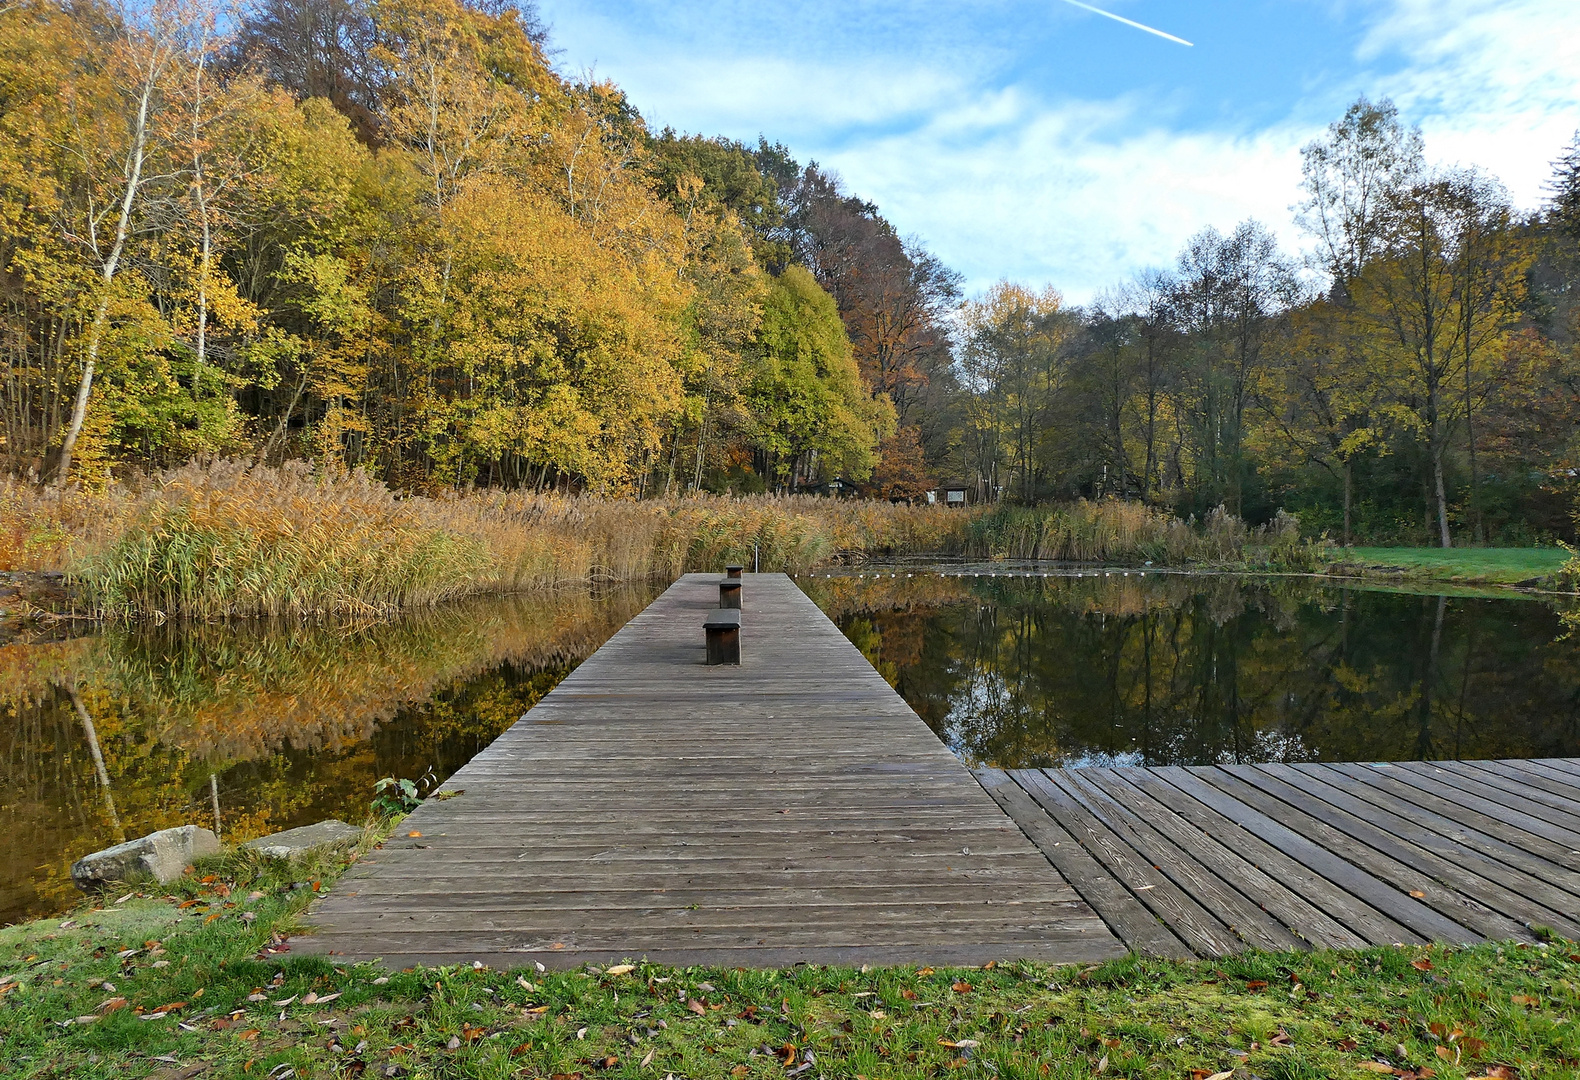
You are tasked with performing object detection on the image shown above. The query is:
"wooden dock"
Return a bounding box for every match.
[977,762,1580,958]
[298,574,1123,970]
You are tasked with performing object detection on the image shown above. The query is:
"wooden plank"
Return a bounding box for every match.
[1056,768,1306,952]
[1265,765,1580,936]
[1424,761,1580,832]
[1011,769,1243,957]
[1305,763,1580,898]
[1186,767,1482,945]
[975,767,1191,959]
[298,573,1123,968]
[1149,767,1430,945]
[1233,765,1545,941]
[1389,762,1580,848]
[1326,763,1580,871]
[1106,768,1375,949]
[1481,759,1580,799]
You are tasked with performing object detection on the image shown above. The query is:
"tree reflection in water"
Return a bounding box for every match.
[812,571,1580,770]
[0,585,657,925]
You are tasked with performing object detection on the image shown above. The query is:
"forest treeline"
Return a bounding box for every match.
[3,0,1580,546]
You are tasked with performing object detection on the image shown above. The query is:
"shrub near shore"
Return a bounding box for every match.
[5,461,1346,619]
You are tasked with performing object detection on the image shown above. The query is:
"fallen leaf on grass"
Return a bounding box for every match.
[1468,1068,1516,1079]
[237,1029,260,1041]
[1244,980,1268,992]
[938,1039,980,1050]
[1411,960,1433,971]
[594,1055,619,1069]
[950,982,971,994]
[1356,1065,1396,1074]
[688,999,706,1015]
[900,989,917,1001]
[640,1049,655,1067]
[606,964,635,976]
[916,967,934,977]
[1510,994,1538,1007]
[99,996,128,1013]
[1269,1030,1293,1047]
[445,1036,460,1050]
[1095,1054,1108,1073]
[731,1067,749,1077]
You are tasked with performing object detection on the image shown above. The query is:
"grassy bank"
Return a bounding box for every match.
[5,463,1569,618]
[0,465,1309,620]
[1327,546,1574,588]
[1,834,1573,1080]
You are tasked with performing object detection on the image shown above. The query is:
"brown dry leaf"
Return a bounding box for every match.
[204,913,222,924]
[779,1043,797,1066]
[900,990,917,1001]
[1411,960,1433,972]
[1461,1036,1487,1057]
[1101,1038,1121,1048]
[98,996,128,1013]
[1409,891,1426,899]
[1204,1073,1234,1080]
[688,999,706,1015]
[606,965,635,976]
[407,831,422,838]
[639,1049,655,1067]
[950,982,972,994]
[237,1029,260,1041]
[1472,1068,1516,1079]
[1095,1054,1108,1073]
[548,1074,584,1080]
[982,960,996,970]
[731,1068,749,1077]
[1355,1064,1395,1074]
[916,967,935,977]
[1269,1030,1292,1047]
[302,992,319,1005]
[1510,994,1539,1007]
[1437,1047,1457,1062]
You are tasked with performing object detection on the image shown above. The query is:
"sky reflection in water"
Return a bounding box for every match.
[810,570,1580,770]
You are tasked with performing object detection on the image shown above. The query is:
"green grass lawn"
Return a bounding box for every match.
[2,832,1576,1079]
[1329,546,1573,586]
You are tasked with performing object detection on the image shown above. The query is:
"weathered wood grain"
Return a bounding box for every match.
[296,573,1123,970]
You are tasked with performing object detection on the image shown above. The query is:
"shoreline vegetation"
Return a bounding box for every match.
[1,826,1575,1080]
[1,461,1574,621]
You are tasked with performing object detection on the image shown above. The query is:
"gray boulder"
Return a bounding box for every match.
[71,825,221,890]
[242,820,363,859]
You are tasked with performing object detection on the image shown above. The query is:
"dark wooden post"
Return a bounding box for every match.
[703,609,741,665]
[725,564,743,579]
[719,580,742,609]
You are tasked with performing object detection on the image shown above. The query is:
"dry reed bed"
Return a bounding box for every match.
[0,462,1305,619]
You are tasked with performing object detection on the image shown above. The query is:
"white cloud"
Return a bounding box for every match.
[542,0,1580,302]
[1361,0,1580,209]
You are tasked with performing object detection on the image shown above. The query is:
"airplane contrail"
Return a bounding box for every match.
[1057,0,1194,46]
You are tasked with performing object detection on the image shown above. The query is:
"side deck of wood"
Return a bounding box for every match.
[298,573,1123,970]
[977,761,1580,958]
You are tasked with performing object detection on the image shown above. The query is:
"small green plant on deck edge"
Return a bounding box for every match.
[371,773,428,817]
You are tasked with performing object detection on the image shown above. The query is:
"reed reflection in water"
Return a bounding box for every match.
[811,571,1580,769]
[0,585,658,925]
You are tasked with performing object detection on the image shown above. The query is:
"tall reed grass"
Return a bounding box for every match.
[0,462,1319,619]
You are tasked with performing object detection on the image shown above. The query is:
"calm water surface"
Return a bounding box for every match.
[3,569,1576,926]
[809,569,1580,769]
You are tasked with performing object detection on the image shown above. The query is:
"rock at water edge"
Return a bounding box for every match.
[71,826,221,890]
[242,820,364,859]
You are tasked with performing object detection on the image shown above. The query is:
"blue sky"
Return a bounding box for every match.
[536,0,1580,301]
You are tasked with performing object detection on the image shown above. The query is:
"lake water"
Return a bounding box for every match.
[3,569,1577,926]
